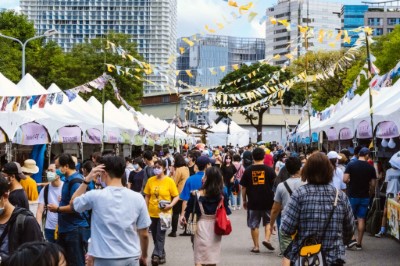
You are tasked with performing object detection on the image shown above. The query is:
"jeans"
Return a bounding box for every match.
[58,227,90,266]
[45,228,56,243]
[171,200,182,233]
[229,185,242,208]
[150,218,166,259]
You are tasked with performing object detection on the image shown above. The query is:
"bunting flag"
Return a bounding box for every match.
[205,25,216,33]
[12,97,21,112]
[248,12,258,22]
[38,95,47,108]
[182,37,194,47]
[185,70,194,78]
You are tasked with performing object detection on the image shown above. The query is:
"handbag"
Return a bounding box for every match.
[187,191,198,236]
[215,196,232,236]
[294,188,339,266]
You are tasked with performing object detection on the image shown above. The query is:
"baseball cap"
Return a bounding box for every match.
[327,151,342,160]
[359,147,370,156]
[2,162,26,180]
[196,156,211,168]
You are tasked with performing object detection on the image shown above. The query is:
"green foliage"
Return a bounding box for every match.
[372,25,400,73]
[290,50,365,111]
[0,11,144,109]
[215,63,304,141]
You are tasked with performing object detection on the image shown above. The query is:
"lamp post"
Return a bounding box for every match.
[0,29,58,78]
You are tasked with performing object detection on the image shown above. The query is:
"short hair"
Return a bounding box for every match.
[125,157,132,163]
[285,157,302,175]
[82,160,94,174]
[174,154,187,168]
[252,148,265,161]
[58,154,76,170]
[354,146,362,156]
[133,157,145,168]
[233,154,241,162]
[92,152,102,162]
[301,153,333,185]
[154,159,168,174]
[0,176,9,197]
[97,156,125,178]
[143,150,153,161]
[3,241,67,266]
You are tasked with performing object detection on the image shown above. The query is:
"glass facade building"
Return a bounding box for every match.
[20,0,177,94]
[266,0,342,66]
[342,5,369,47]
[176,35,265,87]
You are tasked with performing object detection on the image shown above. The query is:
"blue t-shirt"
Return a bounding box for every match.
[59,172,89,233]
[179,171,204,201]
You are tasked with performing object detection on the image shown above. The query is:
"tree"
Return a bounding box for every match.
[372,25,400,74]
[214,63,305,142]
[290,50,365,111]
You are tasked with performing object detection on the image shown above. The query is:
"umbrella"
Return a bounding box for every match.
[389,151,400,169]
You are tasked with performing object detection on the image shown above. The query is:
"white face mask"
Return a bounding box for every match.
[133,164,139,170]
[47,171,57,182]
[154,168,163,176]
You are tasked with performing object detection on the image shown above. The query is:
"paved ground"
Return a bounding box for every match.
[156,208,400,266]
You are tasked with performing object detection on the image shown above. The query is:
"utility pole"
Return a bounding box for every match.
[304,0,312,148]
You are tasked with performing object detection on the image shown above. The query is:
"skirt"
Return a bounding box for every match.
[194,214,222,264]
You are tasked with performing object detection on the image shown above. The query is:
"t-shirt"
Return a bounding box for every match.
[221,165,237,186]
[143,176,179,218]
[240,164,276,210]
[73,187,151,259]
[38,182,64,230]
[128,170,145,193]
[242,151,253,168]
[20,176,39,201]
[188,164,196,176]
[331,168,346,190]
[345,160,376,198]
[9,189,29,210]
[58,172,89,233]
[274,178,305,216]
[385,168,400,196]
[264,154,274,168]
[172,166,190,193]
[179,171,204,201]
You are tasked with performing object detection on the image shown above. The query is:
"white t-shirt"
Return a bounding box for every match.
[274,178,305,216]
[38,182,64,230]
[73,186,151,259]
[331,167,346,190]
[385,168,400,196]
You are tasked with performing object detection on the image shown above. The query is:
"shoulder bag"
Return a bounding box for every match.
[215,196,232,236]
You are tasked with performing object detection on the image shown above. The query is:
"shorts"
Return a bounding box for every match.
[349,197,370,219]
[247,210,271,229]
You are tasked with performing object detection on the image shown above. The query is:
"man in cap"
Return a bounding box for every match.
[344,147,376,250]
[0,175,43,261]
[20,159,39,201]
[2,162,29,210]
[179,156,211,235]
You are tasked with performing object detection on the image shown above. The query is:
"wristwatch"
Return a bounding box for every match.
[83,180,90,185]
[57,207,60,213]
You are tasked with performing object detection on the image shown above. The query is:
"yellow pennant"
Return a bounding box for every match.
[182,38,194,47]
[273,54,281,60]
[248,73,252,78]
[106,64,115,72]
[285,53,294,60]
[220,66,226,72]
[216,22,224,30]
[248,12,258,22]
[228,0,238,7]
[179,47,185,54]
[175,70,180,76]
[270,17,277,25]
[205,25,216,33]
[232,64,239,70]
[278,19,289,27]
[328,42,336,48]
[364,27,373,36]
[239,2,254,15]
[185,70,193,78]
[126,54,134,62]
[335,30,342,41]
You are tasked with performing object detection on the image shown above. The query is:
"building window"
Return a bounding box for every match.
[161,95,170,103]
[374,28,383,36]
[388,18,400,25]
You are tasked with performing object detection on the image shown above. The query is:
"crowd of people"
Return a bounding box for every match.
[0,142,399,266]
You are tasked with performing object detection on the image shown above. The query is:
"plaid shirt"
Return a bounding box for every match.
[280,184,354,264]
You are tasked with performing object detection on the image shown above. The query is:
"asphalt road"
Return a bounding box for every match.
[156,208,400,266]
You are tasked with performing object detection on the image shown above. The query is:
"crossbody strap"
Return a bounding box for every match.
[283,181,293,196]
[320,188,339,241]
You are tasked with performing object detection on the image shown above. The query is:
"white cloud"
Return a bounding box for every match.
[0,0,20,9]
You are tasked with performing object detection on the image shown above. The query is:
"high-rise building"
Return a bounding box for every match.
[176,34,265,88]
[266,0,342,66]
[20,0,177,94]
[363,0,400,36]
[341,5,369,47]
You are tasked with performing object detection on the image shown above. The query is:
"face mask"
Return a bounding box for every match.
[154,168,163,175]
[56,169,64,176]
[47,171,57,182]
[133,164,139,170]
[0,198,4,216]
[185,158,189,163]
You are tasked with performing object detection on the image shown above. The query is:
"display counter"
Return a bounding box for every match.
[387,198,400,240]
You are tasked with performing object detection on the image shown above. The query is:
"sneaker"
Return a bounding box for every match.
[232,206,236,211]
[346,239,357,249]
[356,244,362,250]
[151,256,160,266]
[237,206,241,210]
[375,231,384,238]
[168,232,177,237]
[159,256,166,264]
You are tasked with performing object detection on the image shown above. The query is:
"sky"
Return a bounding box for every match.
[2,0,367,38]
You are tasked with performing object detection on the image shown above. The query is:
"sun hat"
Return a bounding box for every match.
[21,159,39,174]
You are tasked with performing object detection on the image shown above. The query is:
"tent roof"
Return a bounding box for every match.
[0,73,23,97]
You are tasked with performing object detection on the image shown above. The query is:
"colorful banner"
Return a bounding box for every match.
[0,129,6,143]
[376,121,400,139]
[53,126,82,143]
[104,131,119,144]
[387,198,400,240]
[327,127,338,141]
[13,122,50,145]
[339,128,353,141]
[83,128,102,144]
[357,120,373,139]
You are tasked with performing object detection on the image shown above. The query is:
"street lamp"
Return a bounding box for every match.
[0,29,58,78]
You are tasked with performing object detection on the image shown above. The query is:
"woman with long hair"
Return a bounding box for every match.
[184,167,231,266]
[169,154,190,237]
[220,154,237,209]
[280,153,354,266]
[144,159,180,266]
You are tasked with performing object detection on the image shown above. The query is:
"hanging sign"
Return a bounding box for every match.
[357,120,373,139]
[339,128,353,140]
[0,130,6,143]
[83,128,102,144]
[53,126,82,143]
[327,127,338,141]
[13,122,49,145]
[376,121,400,139]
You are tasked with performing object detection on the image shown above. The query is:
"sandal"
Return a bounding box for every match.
[250,248,260,253]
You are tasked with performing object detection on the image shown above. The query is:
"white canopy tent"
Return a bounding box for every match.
[207,121,250,147]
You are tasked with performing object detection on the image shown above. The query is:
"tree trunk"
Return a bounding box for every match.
[256,109,267,142]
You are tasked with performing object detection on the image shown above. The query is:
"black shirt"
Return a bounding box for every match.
[9,189,29,210]
[240,164,276,210]
[242,151,253,168]
[221,165,237,186]
[188,164,196,176]
[128,170,145,193]
[345,160,376,198]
